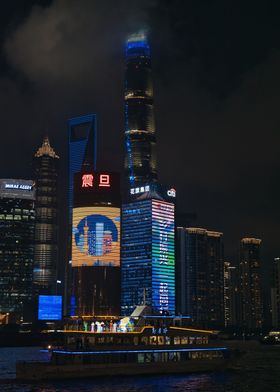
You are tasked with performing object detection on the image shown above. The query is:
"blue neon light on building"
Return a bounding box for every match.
[68,114,97,216]
[121,199,175,315]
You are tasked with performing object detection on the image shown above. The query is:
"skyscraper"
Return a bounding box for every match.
[176,227,224,328]
[33,136,59,294]
[271,257,280,328]
[68,114,97,215]
[67,114,97,314]
[224,261,238,328]
[124,32,157,188]
[121,198,175,315]
[71,170,121,316]
[122,34,175,316]
[0,179,35,322]
[238,238,263,330]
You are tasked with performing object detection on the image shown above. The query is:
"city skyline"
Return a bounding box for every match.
[0,1,278,282]
[0,2,279,389]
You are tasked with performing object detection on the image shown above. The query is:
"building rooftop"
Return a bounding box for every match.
[34,136,59,159]
[241,238,262,245]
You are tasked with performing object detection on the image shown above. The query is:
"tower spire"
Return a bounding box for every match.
[35,135,59,159]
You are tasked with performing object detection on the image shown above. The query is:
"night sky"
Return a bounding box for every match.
[0,0,279,285]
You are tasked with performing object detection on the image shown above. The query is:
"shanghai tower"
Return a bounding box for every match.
[124,32,157,188]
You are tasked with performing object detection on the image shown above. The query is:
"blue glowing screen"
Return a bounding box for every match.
[38,295,62,320]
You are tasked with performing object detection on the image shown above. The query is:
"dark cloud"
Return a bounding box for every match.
[0,0,279,283]
[5,0,155,83]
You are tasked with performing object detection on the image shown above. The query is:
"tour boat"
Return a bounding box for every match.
[16,312,231,380]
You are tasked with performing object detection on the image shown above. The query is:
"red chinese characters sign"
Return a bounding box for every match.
[82,173,111,188]
[82,174,94,187]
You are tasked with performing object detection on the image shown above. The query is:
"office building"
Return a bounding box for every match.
[67,114,97,314]
[271,257,280,328]
[224,261,238,328]
[71,170,121,316]
[239,238,263,330]
[0,179,35,321]
[176,227,224,328]
[124,32,157,188]
[121,198,175,316]
[122,33,175,316]
[33,136,59,293]
[68,114,97,215]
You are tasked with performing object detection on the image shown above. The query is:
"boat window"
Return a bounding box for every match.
[149,336,157,345]
[138,353,145,363]
[181,336,188,344]
[141,336,148,345]
[174,336,180,345]
[158,336,164,345]
[165,336,171,345]
[106,337,114,344]
[123,338,130,344]
[97,337,105,344]
[189,336,195,344]
[202,336,208,344]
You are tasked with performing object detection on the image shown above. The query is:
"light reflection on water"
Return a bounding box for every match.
[0,373,233,392]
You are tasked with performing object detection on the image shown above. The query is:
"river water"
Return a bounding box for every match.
[0,344,279,391]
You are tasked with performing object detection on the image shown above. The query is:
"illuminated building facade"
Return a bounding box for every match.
[239,238,263,330]
[176,227,224,328]
[124,32,157,188]
[0,179,35,321]
[71,171,121,316]
[33,136,59,293]
[271,257,280,328]
[121,199,175,316]
[224,261,238,328]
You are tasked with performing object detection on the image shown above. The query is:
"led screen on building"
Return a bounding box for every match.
[152,200,175,314]
[72,206,120,267]
[38,295,62,320]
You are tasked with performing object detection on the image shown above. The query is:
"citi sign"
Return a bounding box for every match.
[167,188,176,198]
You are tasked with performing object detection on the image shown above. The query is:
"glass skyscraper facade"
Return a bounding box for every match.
[121,199,175,315]
[124,33,157,188]
[33,136,59,293]
[238,237,263,330]
[176,227,224,328]
[0,179,35,321]
[271,257,280,328]
[68,114,97,216]
[67,114,97,314]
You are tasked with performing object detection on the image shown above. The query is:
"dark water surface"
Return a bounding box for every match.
[0,345,279,391]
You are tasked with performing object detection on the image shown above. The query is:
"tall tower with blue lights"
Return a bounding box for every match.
[122,33,176,316]
[124,32,157,189]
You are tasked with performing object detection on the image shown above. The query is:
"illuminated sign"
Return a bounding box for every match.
[152,200,175,313]
[130,185,150,195]
[99,174,110,187]
[38,295,62,320]
[5,184,33,190]
[72,206,120,267]
[82,173,111,188]
[74,171,120,208]
[82,174,94,187]
[167,188,176,198]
